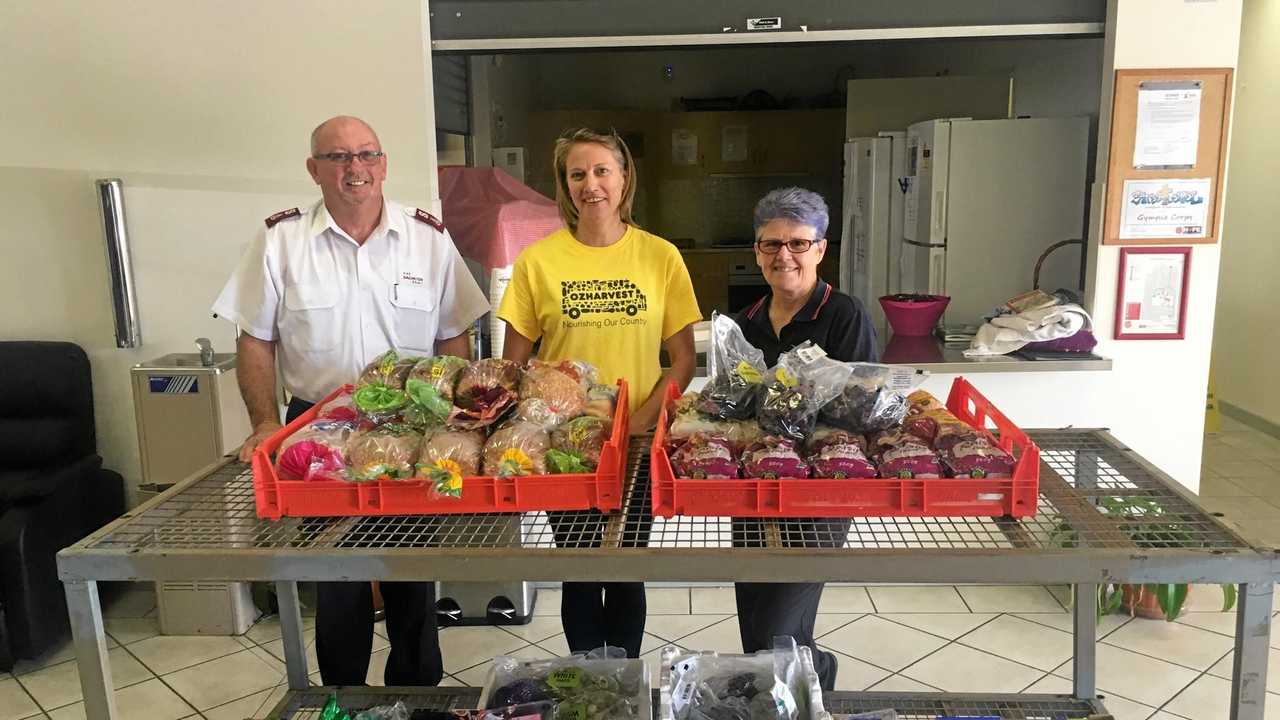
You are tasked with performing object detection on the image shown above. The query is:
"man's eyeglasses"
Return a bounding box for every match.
[756,238,818,254]
[313,150,385,165]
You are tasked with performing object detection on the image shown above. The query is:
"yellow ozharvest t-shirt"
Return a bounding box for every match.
[497,226,702,413]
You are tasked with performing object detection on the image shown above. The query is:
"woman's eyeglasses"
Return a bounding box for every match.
[755,238,818,254]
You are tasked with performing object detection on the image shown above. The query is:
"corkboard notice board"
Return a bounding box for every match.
[1104,68,1233,245]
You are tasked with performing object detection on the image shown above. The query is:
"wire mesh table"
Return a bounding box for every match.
[58,429,1278,719]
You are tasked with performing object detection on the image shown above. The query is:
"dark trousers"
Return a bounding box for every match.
[286,397,443,686]
[545,477,653,658]
[732,518,849,691]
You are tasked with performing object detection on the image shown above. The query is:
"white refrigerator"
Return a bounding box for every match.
[902,117,1090,330]
[839,131,909,335]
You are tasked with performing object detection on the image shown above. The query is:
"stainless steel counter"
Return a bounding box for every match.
[683,336,1110,377]
[878,334,1111,373]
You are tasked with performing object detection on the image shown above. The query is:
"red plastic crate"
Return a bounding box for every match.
[253,380,629,520]
[650,376,1039,518]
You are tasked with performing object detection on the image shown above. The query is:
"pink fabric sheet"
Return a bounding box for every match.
[438,166,564,271]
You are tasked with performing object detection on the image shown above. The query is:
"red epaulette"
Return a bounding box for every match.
[264,207,301,228]
[412,208,446,233]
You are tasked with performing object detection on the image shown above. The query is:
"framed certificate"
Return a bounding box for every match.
[1114,247,1191,340]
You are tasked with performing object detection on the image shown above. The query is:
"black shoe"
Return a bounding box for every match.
[816,649,838,692]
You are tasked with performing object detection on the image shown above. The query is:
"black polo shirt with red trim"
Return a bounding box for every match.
[732,279,879,366]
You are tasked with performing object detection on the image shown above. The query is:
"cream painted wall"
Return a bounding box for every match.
[1212,0,1280,427]
[0,1,438,500]
[1081,0,1243,488]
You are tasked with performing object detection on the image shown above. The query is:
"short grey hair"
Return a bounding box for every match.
[752,187,829,239]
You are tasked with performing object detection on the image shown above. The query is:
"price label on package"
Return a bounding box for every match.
[795,344,828,365]
[887,366,924,392]
[546,667,583,689]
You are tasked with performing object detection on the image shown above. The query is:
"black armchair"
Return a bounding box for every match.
[0,341,125,670]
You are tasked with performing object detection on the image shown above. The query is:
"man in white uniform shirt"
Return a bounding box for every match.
[212,115,489,687]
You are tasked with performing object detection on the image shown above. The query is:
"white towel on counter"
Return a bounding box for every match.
[964,303,1092,357]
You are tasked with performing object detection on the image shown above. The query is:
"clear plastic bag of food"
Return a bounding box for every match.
[446,701,557,719]
[696,313,768,421]
[663,638,818,720]
[669,432,739,479]
[482,421,550,477]
[352,701,409,720]
[352,383,409,425]
[548,416,610,473]
[417,427,486,497]
[511,398,571,430]
[276,420,360,482]
[451,359,523,429]
[583,384,618,424]
[757,344,851,443]
[669,397,764,452]
[742,437,808,479]
[408,355,469,402]
[345,424,423,481]
[482,647,650,720]
[402,356,469,429]
[803,428,876,480]
[357,349,420,390]
[518,360,589,426]
[316,389,360,423]
[818,363,925,434]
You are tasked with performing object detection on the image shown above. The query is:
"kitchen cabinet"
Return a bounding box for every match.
[702,110,844,176]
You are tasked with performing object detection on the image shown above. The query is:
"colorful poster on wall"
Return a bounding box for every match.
[1118,178,1211,240]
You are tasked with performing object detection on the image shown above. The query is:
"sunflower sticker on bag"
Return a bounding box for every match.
[498,448,534,477]
[424,459,464,498]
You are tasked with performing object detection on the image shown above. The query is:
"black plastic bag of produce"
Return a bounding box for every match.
[696,313,768,421]
[483,647,649,719]
[819,363,924,434]
[757,343,850,443]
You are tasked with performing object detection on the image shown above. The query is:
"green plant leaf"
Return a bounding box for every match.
[1221,583,1238,612]
[1151,583,1188,621]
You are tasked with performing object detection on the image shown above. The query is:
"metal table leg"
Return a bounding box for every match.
[1231,582,1273,720]
[276,581,310,689]
[65,580,117,720]
[1073,583,1097,699]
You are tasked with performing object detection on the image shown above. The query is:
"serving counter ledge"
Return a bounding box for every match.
[59,430,1276,719]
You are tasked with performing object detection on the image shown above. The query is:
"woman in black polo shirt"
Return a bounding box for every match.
[732,187,878,691]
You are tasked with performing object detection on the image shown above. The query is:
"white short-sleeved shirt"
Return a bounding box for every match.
[212,199,490,402]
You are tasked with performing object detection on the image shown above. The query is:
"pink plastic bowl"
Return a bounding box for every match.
[879,295,950,336]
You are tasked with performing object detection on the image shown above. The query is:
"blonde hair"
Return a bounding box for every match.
[552,128,638,231]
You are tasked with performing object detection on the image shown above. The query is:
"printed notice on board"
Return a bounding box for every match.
[1133,81,1202,168]
[1119,178,1211,239]
[671,129,697,166]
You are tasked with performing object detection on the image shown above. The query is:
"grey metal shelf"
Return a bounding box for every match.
[56,429,1278,720]
[262,686,1108,719]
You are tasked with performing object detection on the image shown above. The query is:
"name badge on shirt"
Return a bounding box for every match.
[400,271,424,286]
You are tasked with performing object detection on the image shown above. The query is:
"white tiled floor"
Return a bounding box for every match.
[5,418,1279,719]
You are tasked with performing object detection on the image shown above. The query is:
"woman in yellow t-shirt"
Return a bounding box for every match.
[497,128,701,658]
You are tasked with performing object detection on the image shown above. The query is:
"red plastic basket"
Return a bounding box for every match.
[650,377,1039,518]
[253,380,629,520]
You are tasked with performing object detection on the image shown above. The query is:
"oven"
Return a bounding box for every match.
[727,260,770,313]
